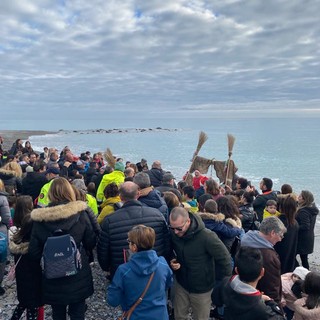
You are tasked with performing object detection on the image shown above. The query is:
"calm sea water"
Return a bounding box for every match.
[27,117,320,204]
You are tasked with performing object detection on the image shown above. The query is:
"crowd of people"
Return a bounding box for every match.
[0,138,319,320]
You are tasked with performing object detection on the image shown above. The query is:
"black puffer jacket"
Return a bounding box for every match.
[97,200,170,277]
[29,201,96,305]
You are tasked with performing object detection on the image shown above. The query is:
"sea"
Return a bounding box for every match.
[27,117,320,205]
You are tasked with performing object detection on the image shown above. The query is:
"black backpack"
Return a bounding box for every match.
[41,229,82,279]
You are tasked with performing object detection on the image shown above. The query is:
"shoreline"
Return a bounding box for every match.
[0,130,55,150]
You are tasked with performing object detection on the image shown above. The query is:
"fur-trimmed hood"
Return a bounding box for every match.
[198,212,242,228]
[198,212,226,222]
[9,240,29,255]
[225,217,242,228]
[31,200,87,222]
[0,168,17,178]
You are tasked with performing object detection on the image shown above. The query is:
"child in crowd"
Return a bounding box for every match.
[97,183,121,225]
[281,266,310,320]
[182,185,198,213]
[9,195,43,320]
[293,271,320,320]
[214,246,285,320]
[263,199,280,220]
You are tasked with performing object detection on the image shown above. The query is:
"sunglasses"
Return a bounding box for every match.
[169,220,188,232]
[127,239,135,245]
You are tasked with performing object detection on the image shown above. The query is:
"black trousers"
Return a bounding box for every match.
[51,300,86,320]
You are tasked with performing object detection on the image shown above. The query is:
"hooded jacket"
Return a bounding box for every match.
[28,201,96,305]
[96,170,125,202]
[107,250,173,320]
[0,168,22,195]
[218,275,285,320]
[241,231,282,304]
[296,205,319,255]
[198,212,242,246]
[98,195,121,225]
[138,187,168,221]
[171,213,232,293]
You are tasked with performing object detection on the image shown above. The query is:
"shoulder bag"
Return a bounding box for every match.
[7,255,22,281]
[118,272,155,320]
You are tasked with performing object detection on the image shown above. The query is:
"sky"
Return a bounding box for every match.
[1,0,320,129]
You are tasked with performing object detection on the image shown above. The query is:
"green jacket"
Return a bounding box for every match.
[171,213,232,293]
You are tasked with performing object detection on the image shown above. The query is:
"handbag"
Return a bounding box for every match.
[7,255,22,281]
[118,272,155,320]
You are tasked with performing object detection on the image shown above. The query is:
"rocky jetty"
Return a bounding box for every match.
[58,127,179,135]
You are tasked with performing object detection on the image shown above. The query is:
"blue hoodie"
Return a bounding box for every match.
[107,250,173,320]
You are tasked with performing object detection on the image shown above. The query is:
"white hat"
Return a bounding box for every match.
[293,266,310,280]
[26,166,34,173]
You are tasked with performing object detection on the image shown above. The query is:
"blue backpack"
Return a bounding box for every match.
[41,230,82,279]
[0,231,8,263]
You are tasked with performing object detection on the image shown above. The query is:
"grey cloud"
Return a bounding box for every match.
[0,0,320,126]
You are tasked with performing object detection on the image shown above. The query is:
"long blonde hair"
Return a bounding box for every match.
[48,177,76,203]
[2,162,23,178]
[0,179,5,192]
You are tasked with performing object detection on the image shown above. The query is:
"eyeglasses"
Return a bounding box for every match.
[277,232,284,239]
[169,220,188,232]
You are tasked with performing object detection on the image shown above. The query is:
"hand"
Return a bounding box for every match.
[261,294,272,301]
[170,259,181,271]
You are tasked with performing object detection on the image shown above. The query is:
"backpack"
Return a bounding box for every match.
[251,211,261,231]
[41,229,82,279]
[0,231,7,263]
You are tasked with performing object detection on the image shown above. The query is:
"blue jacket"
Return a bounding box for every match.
[138,187,169,221]
[107,250,173,320]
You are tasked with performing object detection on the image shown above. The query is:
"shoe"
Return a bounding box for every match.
[0,287,5,296]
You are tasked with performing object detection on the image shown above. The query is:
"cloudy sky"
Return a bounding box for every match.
[1,0,320,128]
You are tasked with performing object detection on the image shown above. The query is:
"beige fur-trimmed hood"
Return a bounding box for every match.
[0,168,17,177]
[225,216,242,228]
[31,201,87,222]
[198,212,226,222]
